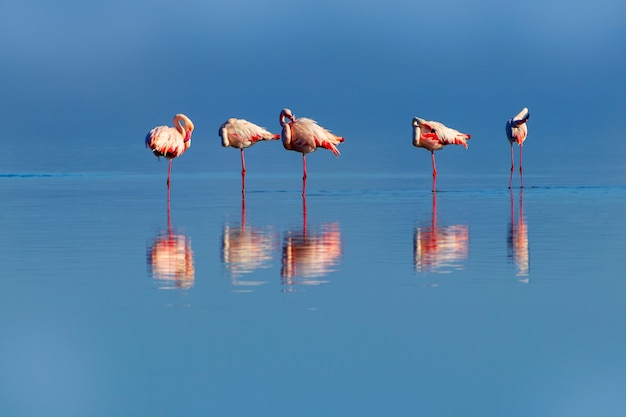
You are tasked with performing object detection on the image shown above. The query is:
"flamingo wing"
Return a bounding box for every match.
[421,120,470,148]
[507,123,528,144]
[293,118,343,157]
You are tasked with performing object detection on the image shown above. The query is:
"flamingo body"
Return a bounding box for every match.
[505,107,529,146]
[505,107,530,188]
[412,117,471,151]
[146,114,194,159]
[412,117,470,191]
[219,118,280,149]
[146,114,194,187]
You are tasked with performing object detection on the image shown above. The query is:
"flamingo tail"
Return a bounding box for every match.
[319,141,341,157]
[453,137,469,149]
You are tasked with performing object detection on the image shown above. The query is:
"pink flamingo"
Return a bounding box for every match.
[219,117,280,192]
[506,107,530,188]
[412,117,471,192]
[145,113,195,189]
[279,108,344,195]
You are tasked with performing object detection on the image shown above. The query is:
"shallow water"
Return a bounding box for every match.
[1,172,626,416]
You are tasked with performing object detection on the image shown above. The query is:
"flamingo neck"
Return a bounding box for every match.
[174,116,192,142]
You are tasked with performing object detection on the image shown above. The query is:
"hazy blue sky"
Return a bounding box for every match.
[1,0,625,177]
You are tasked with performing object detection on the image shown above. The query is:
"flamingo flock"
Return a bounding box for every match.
[146,107,529,194]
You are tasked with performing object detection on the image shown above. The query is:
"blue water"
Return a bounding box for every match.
[1,171,625,416]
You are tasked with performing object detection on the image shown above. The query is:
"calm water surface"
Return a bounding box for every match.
[1,172,626,416]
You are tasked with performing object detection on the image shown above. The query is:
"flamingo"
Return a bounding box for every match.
[145,113,195,190]
[219,117,280,193]
[279,108,344,195]
[505,107,530,188]
[412,117,471,192]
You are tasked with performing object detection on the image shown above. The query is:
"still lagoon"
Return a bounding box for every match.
[1,171,626,416]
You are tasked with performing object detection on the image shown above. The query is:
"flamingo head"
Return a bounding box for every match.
[175,113,195,141]
[219,118,236,147]
[280,108,295,126]
[412,117,423,147]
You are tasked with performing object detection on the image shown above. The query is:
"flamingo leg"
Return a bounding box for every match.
[167,159,173,187]
[302,154,307,196]
[239,150,247,194]
[431,151,437,192]
[509,143,514,189]
[240,149,247,175]
[519,144,524,188]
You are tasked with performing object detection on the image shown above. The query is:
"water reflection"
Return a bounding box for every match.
[414,192,469,273]
[281,196,343,289]
[146,200,195,289]
[221,196,275,287]
[508,190,530,280]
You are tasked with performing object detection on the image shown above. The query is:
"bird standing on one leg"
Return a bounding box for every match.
[412,117,471,192]
[146,114,195,192]
[279,108,344,196]
[506,107,530,189]
[219,117,280,193]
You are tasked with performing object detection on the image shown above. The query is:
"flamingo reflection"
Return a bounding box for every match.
[508,190,530,280]
[221,196,275,286]
[147,200,195,289]
[281,196,343,289]
[414,193,469,273]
